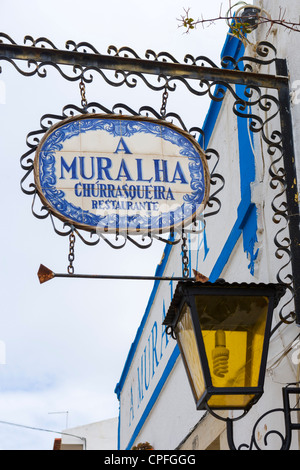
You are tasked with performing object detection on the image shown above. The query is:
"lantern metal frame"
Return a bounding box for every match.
[164,280,287,414]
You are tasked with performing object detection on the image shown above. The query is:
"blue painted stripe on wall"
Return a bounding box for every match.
[209,201,256,282]
[199,34,244,150]
[235,85,258,274]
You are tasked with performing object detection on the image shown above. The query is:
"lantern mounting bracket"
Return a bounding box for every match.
[226,384,300,450]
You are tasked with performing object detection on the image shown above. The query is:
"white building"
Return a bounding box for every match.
[115,0,300,450]
[54,417,118,450]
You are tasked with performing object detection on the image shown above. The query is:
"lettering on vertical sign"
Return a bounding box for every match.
[34,114,210,234]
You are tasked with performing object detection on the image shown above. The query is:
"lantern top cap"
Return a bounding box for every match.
[163,280,286,327]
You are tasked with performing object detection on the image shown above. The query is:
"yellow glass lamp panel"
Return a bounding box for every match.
[176,304,205,402]
[207,393,256,409]
[195,294,269,409]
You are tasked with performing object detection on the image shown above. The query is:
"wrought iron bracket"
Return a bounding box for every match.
[0,35,288,88]
[1,33,299,323]
[226,384,300,450]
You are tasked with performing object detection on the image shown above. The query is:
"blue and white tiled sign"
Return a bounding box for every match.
[34,115,210,233]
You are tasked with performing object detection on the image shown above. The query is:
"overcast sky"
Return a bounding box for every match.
[0,0,229,449]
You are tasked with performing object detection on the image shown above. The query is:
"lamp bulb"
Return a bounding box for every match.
[212,330,229,378]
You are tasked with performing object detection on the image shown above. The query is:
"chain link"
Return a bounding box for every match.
[79,78,88,109]
[160,84,169,119]
[181,232,189,278]
[68,231,76,274]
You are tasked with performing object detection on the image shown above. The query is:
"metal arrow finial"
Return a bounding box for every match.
[37,264,55,284]
[37,264,196,283]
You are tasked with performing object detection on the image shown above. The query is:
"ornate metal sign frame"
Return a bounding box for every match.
[33,112,210,236]
[21,101,220,251]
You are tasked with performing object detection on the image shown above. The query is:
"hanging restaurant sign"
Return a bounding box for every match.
[34,114,210,234]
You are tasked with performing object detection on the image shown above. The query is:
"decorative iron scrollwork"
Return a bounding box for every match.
[11,33,297,321]
[227,384,300,450]
[0,33,280,92]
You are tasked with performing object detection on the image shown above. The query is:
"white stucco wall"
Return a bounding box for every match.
[117,89,255,449]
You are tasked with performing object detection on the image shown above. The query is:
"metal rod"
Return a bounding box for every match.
[37,261,196,283]
[0,42,288,88]
[54,273,196,282]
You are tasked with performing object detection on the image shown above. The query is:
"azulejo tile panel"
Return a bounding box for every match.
[34,114,210,233]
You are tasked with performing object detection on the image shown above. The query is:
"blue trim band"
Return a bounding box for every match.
[199,34,244,150]
[125,345,180,450]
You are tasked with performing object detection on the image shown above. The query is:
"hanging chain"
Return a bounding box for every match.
[79,78,88,109]
[181,232,189,278]
[68,230,76,274]
[160,84,169,119]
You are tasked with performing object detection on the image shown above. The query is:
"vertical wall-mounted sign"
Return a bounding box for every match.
[34,114,210,234]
